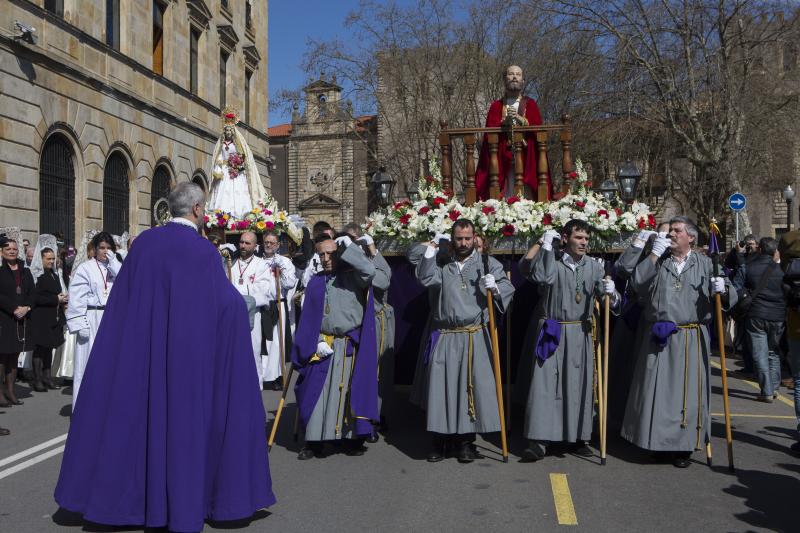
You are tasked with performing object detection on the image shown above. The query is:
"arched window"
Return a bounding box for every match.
[103,152,130,235]
[39,134,76,246]
[192,173,208,192]
[151,165,172,226]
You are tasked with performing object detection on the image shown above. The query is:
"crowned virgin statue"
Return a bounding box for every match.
[207,109,267,218]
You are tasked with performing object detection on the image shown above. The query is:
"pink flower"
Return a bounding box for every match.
[228,222,236,230]
[265,221,275,229]
[264,210,273,216]
[237,221,248,230]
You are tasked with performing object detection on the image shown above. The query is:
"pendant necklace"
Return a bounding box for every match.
[95,259,109,297]
[237,256,253,285]
[672,257,685,291]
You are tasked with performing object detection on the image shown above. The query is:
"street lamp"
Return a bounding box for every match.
[407,180,420,202]
[596,178,618,203]
[371,166,396,208]
[617,160,642,207]
[783,185,795,232]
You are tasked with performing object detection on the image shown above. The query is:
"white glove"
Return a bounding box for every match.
[335,235,353,248]
[658,231,669,239]
[711,276,726,294]
[220,243,236,253]
[540,229,561,250]
[479,274,499,295]
[601,278,616,295]
[77,329,90,342]
[634,230,657,248]
[650,236,671,257]
[357,234,374,247]
[316,341,334,358]
[433,232,450,244]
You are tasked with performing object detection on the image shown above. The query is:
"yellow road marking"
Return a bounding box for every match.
[550,473,578,526]
[710,413,796,419]
[710,360,794,408]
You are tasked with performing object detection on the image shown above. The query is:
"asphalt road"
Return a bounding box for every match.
[0,353,797,533]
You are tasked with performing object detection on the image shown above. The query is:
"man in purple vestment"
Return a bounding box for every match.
[54,182,275,533]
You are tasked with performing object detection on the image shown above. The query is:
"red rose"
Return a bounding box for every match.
[419,206,431,215]
[237,221,248,230]
[575,201,586,209]
[448,209,461,221]
[584,181,593,188]
[648,214,656,228]
[225,113,236,119]
[614,207,622,216]
[569,171,578,179]
[433,197,447,207]
[542,214,553,226]
[507,196,520,205]
[399,214,412,225]
[424,175,434,183]
[598,209,609,218]
[501,224,515,236]
[203,215,210,223]
[482,206,495,215]
[638,218,646,229]
[443,188,454,198]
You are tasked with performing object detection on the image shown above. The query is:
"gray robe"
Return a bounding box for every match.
[418,250,514,435]
[524,249,616,443]
[373,251,396,414]
[305,244,377,441]
[621,251,736,452]
[408,243,434,409]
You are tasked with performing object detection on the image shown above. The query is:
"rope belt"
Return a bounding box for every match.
[440,323,485,421]
[676,323,703,448]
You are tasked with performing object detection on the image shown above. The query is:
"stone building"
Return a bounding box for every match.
[0,0,269,245]
[269,76,377,230]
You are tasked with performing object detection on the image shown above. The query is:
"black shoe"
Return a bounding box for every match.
[271,379,284,391]
[672,452,692,468]
[427,436,447,462]
[298,443,323,460]
[521,441,546,462]
[366,432,379,444]
[571,441,594,457]
[344,439,367,456]
[456,441,477,464]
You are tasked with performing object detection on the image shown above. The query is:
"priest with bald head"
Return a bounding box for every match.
[475,64,550,200]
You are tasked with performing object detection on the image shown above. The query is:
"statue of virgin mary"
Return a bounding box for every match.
[207,109,267,218]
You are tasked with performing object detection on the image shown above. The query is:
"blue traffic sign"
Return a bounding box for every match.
[728,193,746,211]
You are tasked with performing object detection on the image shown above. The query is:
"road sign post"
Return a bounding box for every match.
[728,193,746,242]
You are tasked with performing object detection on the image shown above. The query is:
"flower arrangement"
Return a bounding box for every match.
[227,152,245,179]
[204,196,290,233]
[363,158,656,246]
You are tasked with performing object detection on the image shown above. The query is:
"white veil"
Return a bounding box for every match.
[73,229,99,273]
[29,234,58,281]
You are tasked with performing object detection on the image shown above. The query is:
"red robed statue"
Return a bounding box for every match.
[475,65,552,201]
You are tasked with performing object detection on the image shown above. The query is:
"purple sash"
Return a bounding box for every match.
[291,273,378,437]
[535,318,561,362]
[423,330,441,366]
[651,321,678,348]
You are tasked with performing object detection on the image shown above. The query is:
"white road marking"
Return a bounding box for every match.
[0,445,65,480]
[0,433,67,468]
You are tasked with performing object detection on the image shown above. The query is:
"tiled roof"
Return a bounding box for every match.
[268,123,292,137]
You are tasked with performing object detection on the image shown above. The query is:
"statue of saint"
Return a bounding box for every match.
[475,65,551,200]
[207,109,267,217]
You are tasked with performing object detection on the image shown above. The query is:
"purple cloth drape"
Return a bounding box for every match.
[535,318,561,362]
[54,223,275,533]
[651,320,678,347]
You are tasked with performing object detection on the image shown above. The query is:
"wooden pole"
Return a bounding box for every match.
[601,288,611,465]
[465,133,477,206]
[513,132,525,198]
[439,121,453,193]
[505,270,513,431]
[535,131,550,202]
[714,292,735,472]
[483,253,508,462]
[267,364,294,451]
[274,266,287,388]
[594,304,605,466]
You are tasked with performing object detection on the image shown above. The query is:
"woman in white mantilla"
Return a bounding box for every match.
[207,109,266,218]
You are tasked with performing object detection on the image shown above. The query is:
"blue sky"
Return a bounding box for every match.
[268,1,359,125]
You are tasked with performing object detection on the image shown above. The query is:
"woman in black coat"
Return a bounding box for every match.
[29,247,67,392]
[0,237,34,406]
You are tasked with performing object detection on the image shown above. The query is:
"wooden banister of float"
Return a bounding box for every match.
[438,120,574,206]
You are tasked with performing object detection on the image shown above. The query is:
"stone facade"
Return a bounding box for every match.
[269,77,376,230]
[0,0,269,245]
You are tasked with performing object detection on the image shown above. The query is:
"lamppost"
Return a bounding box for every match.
[617,160,642,209]
[407,180,420,202]
[371,166,396,208]
[784,185,795,233]
[596,178,618,203]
